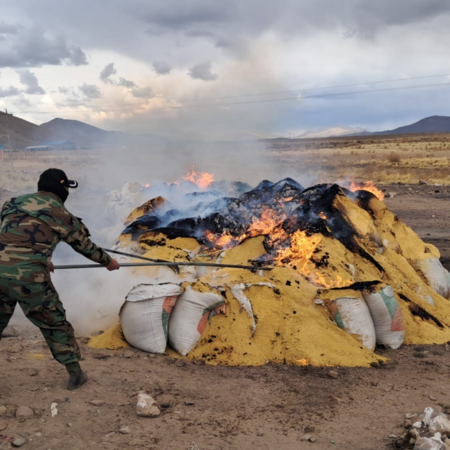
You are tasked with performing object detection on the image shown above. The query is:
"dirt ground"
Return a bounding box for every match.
[1,151,450,449]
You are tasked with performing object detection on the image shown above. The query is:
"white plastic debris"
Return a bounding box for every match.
[412,258,450,299]
[50,403,58,418]
[413,433,445,450]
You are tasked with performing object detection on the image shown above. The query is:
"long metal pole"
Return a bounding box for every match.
[54,262,272,271]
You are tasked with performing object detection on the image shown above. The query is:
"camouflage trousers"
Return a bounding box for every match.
[0,277,81,365]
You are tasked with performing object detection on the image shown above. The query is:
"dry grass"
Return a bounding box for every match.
[268,133,450,185]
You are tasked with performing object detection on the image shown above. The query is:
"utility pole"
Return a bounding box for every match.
[4,109,13,170]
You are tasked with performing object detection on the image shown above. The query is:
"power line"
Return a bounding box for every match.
[13,73,450,112]
[11,81,450,115]
[191,73,450,100]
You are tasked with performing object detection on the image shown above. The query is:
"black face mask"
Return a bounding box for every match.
[38,177,69,203]
[37,168,78,204]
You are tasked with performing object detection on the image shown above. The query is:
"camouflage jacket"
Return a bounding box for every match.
[0,191,111,282]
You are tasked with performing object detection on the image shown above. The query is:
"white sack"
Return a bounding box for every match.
[326,295,376,351]
[168,286,225,356]
[363,285,404,349]
[413,258,450,299]
[120,283,183,354]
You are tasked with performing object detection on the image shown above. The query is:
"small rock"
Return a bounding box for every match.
[300,434,313,442]
[328,370,339,379]
[185,401,194,406]
[193,359,205,366]
[175,360,186,367]
[429,395,437,401]
[123,351,134,359]
[309,436,317,442]
[161,403,171,409]
[257,433,264,437]
[104,432,116,440]
[0,405,6,416]
[304,426,316,433]
[405,413,417,419]
[35,432,42,437]
[404,420,412,428]
[15,406,34,420]
[39,418,46,423]
[7,343,23,354]
[12,436,26,447]
[329,395,344,403]
[119,426,131,434]
[231,431,239,436]
[67,422,73,427]
[371,381,378,387]
[0,421,7,431]
[27,368,38,377]
[136,392,160,418]
[90,400,106,407]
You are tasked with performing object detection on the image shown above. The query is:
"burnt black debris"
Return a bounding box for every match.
[121,179,385,272]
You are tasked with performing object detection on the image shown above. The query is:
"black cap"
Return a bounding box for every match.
[40,168,78,189]
[38,168,78,203]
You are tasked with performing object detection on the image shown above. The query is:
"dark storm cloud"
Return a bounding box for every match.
[17,69,45,95]
[0,86,20,98]
[0,21,18,34]
[79,83,102,99]
[188,62,218,81]
[122,0,450,40]
[5,1,450,70]
[0,24,88,68]
[152,61,171,75]
[100,63,117,83]
[117,78,136,88]
[130,86,153,98]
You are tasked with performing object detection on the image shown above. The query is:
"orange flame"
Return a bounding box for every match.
[348,181,384,201]
[276,230,321,264]
[183,166,214,189]
[205,230,236,249]
[296,358,309,366]
[247,208,285,236]
[318,211,327,220]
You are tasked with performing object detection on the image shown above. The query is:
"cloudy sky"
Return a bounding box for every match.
[1,0,450,139]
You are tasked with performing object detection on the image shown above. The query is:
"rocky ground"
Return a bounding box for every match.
[0,183,450,450]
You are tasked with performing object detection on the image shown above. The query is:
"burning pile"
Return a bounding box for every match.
[90,172,450,367]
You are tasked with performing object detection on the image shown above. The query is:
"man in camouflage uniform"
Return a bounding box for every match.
[0,168,120,390]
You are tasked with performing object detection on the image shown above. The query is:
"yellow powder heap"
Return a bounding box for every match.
[91,185,450,367]
[89,323,129,350]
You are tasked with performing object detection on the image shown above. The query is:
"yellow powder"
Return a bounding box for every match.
[138,232,200,253]
[220,236,267,265]
[88,323,129,350]
[125,196,166,225]
[93,187,450,367]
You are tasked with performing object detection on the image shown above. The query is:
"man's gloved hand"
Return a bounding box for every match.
[106,259,120,271]
[49,262,55,273]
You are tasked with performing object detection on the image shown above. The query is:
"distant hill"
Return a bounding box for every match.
[0,115,166,149]
[376,115,450,135]
[297,126,367,139]
[39,118,117,148]
[0,112,51,148]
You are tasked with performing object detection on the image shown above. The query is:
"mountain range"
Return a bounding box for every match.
[0,113,165,149]
[1,113,450,149]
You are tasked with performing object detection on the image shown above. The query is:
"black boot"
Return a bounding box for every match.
[66,362,88,391]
